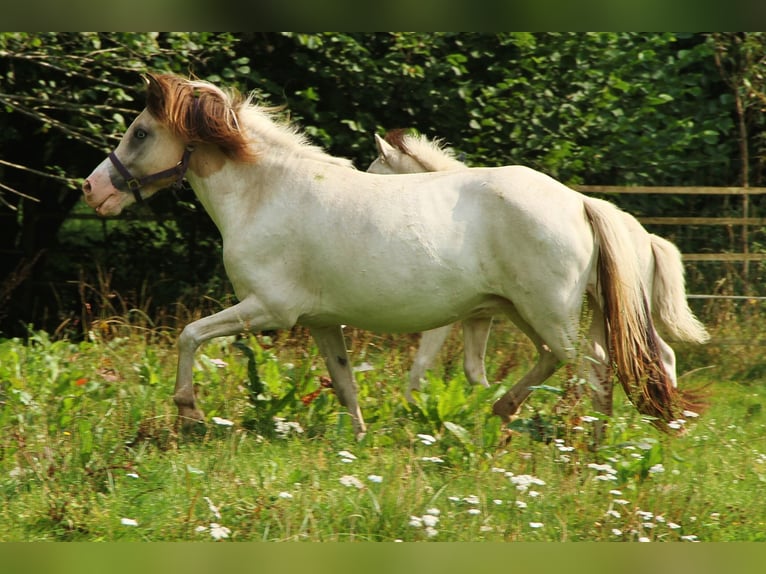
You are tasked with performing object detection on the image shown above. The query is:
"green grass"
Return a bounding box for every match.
[0,318,764,541]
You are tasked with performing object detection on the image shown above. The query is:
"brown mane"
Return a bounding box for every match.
[145,73,257,163]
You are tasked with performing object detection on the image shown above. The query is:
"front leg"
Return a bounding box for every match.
[309,325,366,439]
[174,296,285,431]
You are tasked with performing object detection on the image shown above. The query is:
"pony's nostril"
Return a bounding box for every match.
[82,179,91,194]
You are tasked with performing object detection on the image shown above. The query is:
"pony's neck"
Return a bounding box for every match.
[238,106,354,169]
[402,135,465,172]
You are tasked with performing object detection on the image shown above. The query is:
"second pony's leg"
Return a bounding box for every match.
[310,325,366,439]
[580,299,613,443]
[407,325,452,401]
[462,317,493,387]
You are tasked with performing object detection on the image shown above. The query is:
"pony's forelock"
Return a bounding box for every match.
[145,74,352,168]
[146,74,257,162]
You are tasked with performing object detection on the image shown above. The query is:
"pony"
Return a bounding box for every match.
[83,73,706,439]
[368,129,709,414]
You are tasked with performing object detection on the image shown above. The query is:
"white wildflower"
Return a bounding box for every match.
[594,474,618,482]
[212,416,234,427]
[339,475,364,489]
[587,463,616,474]
[417,433,437,446]
[273,417,304,437]
[421,456,444,463]
[467,508,481,516]
[509,475,546,492]
[209,523,231,540]
[278,491,293,499]
[529,522,544,528]
[367,474,383,483]
[422,514,440,527]
[409,516,423,528]
[204,496,222,520]
[338,450,357,462]
[120,518,138,527]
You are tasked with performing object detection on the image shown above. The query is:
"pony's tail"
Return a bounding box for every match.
[649,234,710,344]
[583,199,705,431]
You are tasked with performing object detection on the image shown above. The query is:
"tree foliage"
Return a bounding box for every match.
[0,33,763,336]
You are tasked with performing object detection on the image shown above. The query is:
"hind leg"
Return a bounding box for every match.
[492,345,559,420]
[492,309,561,420]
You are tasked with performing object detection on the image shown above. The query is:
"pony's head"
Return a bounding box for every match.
[367,130,425,174]
[83,73,255,216]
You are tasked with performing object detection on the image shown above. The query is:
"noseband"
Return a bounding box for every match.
[108,146,194,203]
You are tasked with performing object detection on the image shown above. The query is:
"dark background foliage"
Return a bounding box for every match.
[1,32,765,337]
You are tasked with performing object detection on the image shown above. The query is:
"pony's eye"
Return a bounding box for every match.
[134,128,148,140]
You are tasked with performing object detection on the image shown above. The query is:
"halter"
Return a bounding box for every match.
[108,146,194,203]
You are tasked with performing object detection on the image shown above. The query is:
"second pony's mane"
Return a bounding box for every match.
[383,129,466,171]
[145,73,353,168]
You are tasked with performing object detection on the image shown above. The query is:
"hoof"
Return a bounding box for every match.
[492,399,517,422]
[176,405,207,436]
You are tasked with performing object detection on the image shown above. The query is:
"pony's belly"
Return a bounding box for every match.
[298,294,508,334]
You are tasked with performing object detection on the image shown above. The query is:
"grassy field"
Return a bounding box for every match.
[0,308,764,542]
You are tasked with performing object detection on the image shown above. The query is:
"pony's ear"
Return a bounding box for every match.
[374,133,395,159]
[144,73,165,113]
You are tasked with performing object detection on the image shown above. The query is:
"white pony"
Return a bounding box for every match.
[82,74,706,438]
[368,129,709,409]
